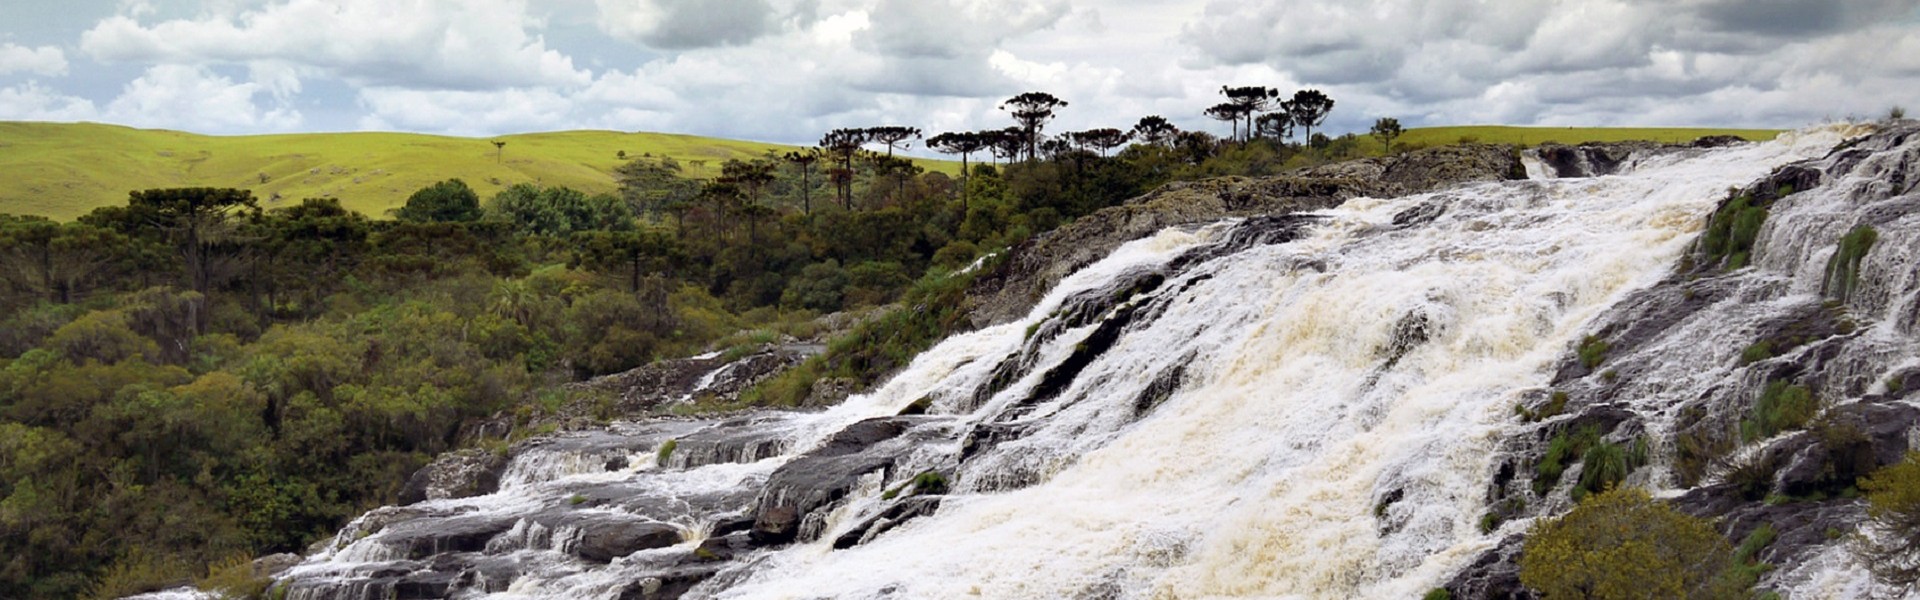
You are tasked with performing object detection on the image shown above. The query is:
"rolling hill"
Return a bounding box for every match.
[0,122,1780,220]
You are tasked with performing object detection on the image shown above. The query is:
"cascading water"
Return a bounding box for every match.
[267,123,1914,600]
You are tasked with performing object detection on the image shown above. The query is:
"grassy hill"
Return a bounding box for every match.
[0,122,963,220]
[0,122,1781,220]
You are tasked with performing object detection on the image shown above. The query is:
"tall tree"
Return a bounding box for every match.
[125,188,261,301]
[0,217,130,305]
[782,149,822,216]
[1131,116,1179,147]
[926,132,988,210]
[1000,92,1069,162]
[820,128,870,210]
[721,159,778,208]
[1287,89,1336,145]
[1255,112,1295,141]
[614,157,699,228]
[1205,103,1249,141]
[1370,117,1405,152]
[987,127,1025,165]
[865,126,922,157]
[1220,86,1280,142]
[1071,128,1133,157]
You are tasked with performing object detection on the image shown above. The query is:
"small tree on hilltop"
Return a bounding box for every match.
[1000,92,1068,162]
[1286,89,1335,146]
[1371,117,1405,153]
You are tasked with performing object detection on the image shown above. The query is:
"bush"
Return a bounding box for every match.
[1520,488,1745,600]
[1854,452,1920,587]
[1822,225,1877,302]
[1740,380,1817,442]
[1698,194,1768,269]
[1578,335,1610,370]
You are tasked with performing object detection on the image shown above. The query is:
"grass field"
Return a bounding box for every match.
[0,122,1783,220]
[0,122,961,220]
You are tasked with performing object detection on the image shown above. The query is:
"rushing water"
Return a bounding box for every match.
[270,124,1913,600]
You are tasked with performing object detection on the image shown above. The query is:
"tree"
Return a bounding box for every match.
[1000,92,1069,162]
[986,127,1026,164]
[614,157,699,227]
[782,149,823,216]
[1287,89,1336,144]
[0,217,130,305]
[1070,128,1132,157]
[491,140,506,163]
[125,188,261,301]
[1254,112,1294,141]
[1855,452,1920,590]
[1220,85,1280,142]
[572,228,682,294]
[1520,487,1746,600]
[396,179,483,223]
[1371,117,1405,152]
[865,126,922,157]
[820,128,871,210]
[926,132,988,210]
[1131,116,1179,147]
[1204,103,1250,142]
[721,159,778,208]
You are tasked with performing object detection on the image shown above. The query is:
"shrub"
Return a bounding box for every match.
[1536,426,1601,495]
[656,439,678,466]
[1424,589,1453,600]
[1822,225,1878,302]
[1740,380,1817,442]
[1578,335,1610,370]
[1739,341,1775,365]
[1699,195,1768,269]
[1854,452,1920,587]
[1520,488,1745,600]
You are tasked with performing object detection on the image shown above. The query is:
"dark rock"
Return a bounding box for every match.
[709,514,756,537]
[398,448,509,505]
[1533,141,1670,178]
[1692,135,1748,148]
[572,517,684,563]
[379,513,517,559]
[750,417,919,545]
[1442,533,1537,600]
[694,532,753,562]
[833,496,942,549]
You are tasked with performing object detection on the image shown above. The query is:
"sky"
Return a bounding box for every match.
[1,0,1917,146]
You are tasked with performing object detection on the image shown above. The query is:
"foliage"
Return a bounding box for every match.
[1740,380,1817,442]
[394,179,483,223]
[1578,335,1611,370]
[1822,225,1878,302]
[1854,452,1920,588]
[1698,194,1768,269]
[1520,488,1746,600]
[1370,117,1405,152]
[656,439,678,467]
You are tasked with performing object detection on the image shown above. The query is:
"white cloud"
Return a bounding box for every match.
[79,0,590,90]
[103,65,302,132]
[0,44,70,77]
[596,0,782,49]
[0,81,99,121]
[356,87,574,136]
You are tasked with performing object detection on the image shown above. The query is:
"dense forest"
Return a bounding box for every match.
[0,88,1388,598]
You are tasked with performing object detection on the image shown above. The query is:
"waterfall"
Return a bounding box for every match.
[267,124,1912,600]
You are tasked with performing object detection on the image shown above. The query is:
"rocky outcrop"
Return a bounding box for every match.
[750,417,921,545]
[575,343,820,415]
[1532,141,1672,178]
[398,448,509,505]
[966,144,1528,327]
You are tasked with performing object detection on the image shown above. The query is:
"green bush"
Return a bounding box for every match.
[1578,335,1610,370]
[656,439,678,466]
[1520,488,1745,600]
[1854,452,1920,586]
[1823,225,1877,302]
[1699,195,1768,269]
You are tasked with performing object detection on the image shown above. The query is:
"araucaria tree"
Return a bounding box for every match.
[819,128,871,210]
[1000,92,1068,162]
[1204,103,1250,142]
[1220,86,1280,142]
[865,126,922,157]
[1254,112,1294,141]
[1072,128,1132,156]
[1286,89,1335,144]
[927,131,988,210]
[782,149,822,216]
[127,187,262,300]
[1371,117,1404,152]
[1131,116,1179,147]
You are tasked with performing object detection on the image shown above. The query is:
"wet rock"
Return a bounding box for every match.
[833,496,942,549]
[398,448,509,505]
[379,513,518,559]
[1441,533,1537,600]
[1533,141,1670,178]
[1693,135,1749,148]
[694,532,753,562]
[751,417,918,545]
[571,517,683,563]
[251,553,302,578]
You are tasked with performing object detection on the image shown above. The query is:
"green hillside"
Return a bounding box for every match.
[0,122,958,220]
[1388,125,1781,149]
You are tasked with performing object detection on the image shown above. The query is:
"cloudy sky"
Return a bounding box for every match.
[2,0,1917,145]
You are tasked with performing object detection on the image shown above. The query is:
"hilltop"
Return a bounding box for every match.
[0,122,959,220]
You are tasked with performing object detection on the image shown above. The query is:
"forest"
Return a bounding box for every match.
[0,88,1378,598]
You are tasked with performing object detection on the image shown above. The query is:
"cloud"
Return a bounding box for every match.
[0,44,69,77]
[0,81,99,121]
[596,0,782,49]
[356,87,574,135]
[103,65,302,132]
[79,0,590,90]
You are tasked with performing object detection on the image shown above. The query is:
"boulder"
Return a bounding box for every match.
[573,518,684,563]
[750,417,917,545]
[397,448,509,505]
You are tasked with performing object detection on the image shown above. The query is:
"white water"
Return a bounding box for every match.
[271,125,1904,600]
[701,129,1859,599]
